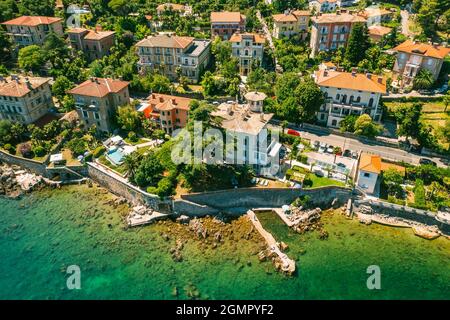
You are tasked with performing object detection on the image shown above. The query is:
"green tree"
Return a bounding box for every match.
[345,23,370,65]
[116,105,141,132]
[133,152,164,187]
[18,45,45,72]
[339,114,358,133]
[382,168,405,198]
[413,69,435,90]
[52,76,74,101]
[395,103,423,139]
[275,72,301,103]
[354,114,381,138]
[294,78,325,122]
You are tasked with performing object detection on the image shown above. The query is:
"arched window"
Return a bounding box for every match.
[342,95,347,104]
[349,95,354,104]
[336,94,340,101]
[245,49,249,56]
[368,98,374,108]
[356,96,361,103]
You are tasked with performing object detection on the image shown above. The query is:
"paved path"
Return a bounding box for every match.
[256,10,283,73]
[400,10,413,37]
[247,210,295,274]
[268,123,448,168]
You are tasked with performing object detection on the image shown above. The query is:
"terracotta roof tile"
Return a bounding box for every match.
[315,69,386,94]
[145,93,192,112]
[368,25,392,37]
[0,76,51,97]
[393,40,450,60]
[136,34,194,48]
[229,32,265,44]
[68,78,129,98]
[311,12,366,24]
[2,16,62,26]
[359,153,381,174]
[211,12,245,23]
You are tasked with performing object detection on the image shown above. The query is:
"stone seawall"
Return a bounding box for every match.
[0,149,48,176]
[173,199,220,216]
[87,162,163,210]
[353,199,450,234]
[178,186,352,214]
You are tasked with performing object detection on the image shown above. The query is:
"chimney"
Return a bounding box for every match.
[90,77,95,82]
[324,70,328,77]
[25,77,32,90]
[351,67,357,76]
[336,10,340,15]
[227,104,232,115]
[260,112,264,121]
[171,98,177,105]
[366,73,372,79]
[377,76,383,84]
[159,97,164,102]
[95,25,102,32]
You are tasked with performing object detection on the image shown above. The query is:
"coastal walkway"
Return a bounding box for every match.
[247,210,296,274]
[127,210,169,227]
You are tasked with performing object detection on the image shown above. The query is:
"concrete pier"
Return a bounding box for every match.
[247,210,296,275]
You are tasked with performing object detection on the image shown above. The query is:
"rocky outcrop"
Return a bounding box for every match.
[0,163,44,198]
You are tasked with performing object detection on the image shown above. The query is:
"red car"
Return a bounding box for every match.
[287,129,300,137]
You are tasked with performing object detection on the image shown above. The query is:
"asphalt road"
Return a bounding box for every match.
[267,123,449,168]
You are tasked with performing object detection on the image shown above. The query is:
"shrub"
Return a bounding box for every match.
[292,195,311,208]
[32,145,46,157]
[297,153,308,164]
[66,138,87,156]
[18,142,32,158]
[3,143,15,154]
[387,195,406,206]
[412,179,427,209]
[127,131,138,143]
[93,146,106,158]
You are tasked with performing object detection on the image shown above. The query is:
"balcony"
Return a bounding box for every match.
[329,103,365,117]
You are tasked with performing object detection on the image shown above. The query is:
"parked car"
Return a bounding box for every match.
[318,146,326,153]
[419,158,437,166]
[343,149,352,158]
[351,151,359,159]
[287,129,300,137]
[326,146,334,153]
[313,140,320,148]
[336,162,346,169]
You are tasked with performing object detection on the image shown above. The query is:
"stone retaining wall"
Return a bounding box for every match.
[180,186,352,212]
[353,199,450,234]
[173,199,220,216]
[86,162,163,210]
[0,149,48,176]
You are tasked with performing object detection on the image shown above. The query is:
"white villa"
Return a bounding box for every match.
[314,67,387,128]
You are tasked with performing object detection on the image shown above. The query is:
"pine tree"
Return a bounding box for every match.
[345,23,370,66]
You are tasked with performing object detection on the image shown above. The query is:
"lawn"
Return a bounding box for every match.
[306,173,346,188]
[384,100,449,149]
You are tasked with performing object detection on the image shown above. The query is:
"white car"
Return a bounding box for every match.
[318,146,326,153]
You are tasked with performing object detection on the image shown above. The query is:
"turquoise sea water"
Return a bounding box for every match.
[0,185,449,300]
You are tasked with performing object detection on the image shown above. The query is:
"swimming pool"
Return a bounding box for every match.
[106,148,126,166]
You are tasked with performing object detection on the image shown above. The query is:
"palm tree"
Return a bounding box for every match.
[123,153,143,180]
[413,69,434,90]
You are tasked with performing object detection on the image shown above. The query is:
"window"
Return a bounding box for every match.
[94,112,100,120]
[368,98,374,108]
[82,110,88,118]
[331,119,337,126]
[363,172,371,178]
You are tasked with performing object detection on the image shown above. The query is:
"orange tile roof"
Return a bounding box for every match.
[359,153,381,174]
[211,12,245,23]
[315,69,387,94]
[146,93,192,112]
[368,25,392,37]
[84,30,115,40]
[136,34,194,48]
[2,16,63,26]
[311,12,366,24]
[68,78,129,98]
[361,7,393,19]
[273,13,298,22]
[229,32,265,44]
[0,76,51,97]
[393,40,450,60]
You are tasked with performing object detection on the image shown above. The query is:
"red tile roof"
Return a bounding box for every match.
[211,12,245,23]
[145,93,192,112]
[359,153,381,174]
[315,69,386,94]
[393,40,450,60]
[2,16,63,26]
[68,78,129,98]
[0,76,51,97]
[136,34,194,49]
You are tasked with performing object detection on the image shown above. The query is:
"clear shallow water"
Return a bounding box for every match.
[0,185,449,300]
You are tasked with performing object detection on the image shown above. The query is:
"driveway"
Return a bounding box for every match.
[400,10,413,37]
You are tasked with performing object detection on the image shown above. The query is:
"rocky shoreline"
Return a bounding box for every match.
[0,162,47,198]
